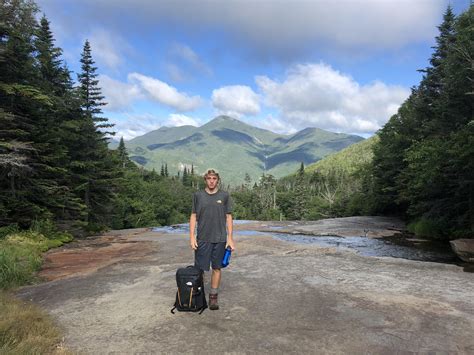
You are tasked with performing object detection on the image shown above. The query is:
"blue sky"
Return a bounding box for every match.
[37,0,471,139]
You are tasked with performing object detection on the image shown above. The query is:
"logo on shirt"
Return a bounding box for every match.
[217,200,222,204]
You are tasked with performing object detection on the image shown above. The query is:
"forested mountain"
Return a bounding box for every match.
[123,115,364,185]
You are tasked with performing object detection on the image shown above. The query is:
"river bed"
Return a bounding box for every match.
[152,219,458,265]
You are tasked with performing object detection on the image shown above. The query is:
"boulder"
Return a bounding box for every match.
[450,239,474,262]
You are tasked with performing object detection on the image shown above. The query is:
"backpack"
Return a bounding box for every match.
[171,266,207,314]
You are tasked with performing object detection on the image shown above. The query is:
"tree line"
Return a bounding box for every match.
[0,0,202,234]
[371,5,473,239]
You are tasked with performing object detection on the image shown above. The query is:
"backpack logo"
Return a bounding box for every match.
[217,200,222,204]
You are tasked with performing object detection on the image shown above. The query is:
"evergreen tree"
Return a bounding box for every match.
[72,40,119,227]
[182,166,188,186]
[34,15,68,94]
[160,164,165,176]
[0,1,58,226]
[164,163,168,177]
[117,137,128,168]
[77,40,112,133]
[372,4,473,237]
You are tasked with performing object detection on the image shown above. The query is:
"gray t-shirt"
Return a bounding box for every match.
[192,190,232,243]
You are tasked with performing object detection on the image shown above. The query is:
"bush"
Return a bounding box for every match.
[0,224,19,240]
[407,218,448,240]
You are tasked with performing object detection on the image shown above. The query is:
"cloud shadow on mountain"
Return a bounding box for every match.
[212,129,256,146]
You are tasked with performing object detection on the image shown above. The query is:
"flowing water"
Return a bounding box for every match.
[152,221,458,264]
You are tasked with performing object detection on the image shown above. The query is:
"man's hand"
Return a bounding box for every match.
[190,236,198,250]
[226,239,235,251]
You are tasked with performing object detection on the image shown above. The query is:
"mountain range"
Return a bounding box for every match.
[118,116,364,185]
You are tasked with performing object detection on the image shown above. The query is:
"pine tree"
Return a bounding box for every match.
[182,166,188,185]
[164,163,168,177]
[35,15,69,94]
[160,164,165,176]
[77,40,113,133]
[372,4,473,237]
[0,1,56,226]
[117,137,128,169]
[72,40,119,227]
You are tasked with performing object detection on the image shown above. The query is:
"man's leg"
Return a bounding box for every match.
[209,268,221,310]
[209,243,226,310]
[211,268,221,289]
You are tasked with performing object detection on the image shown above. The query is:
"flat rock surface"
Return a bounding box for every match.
[16,218,474,354]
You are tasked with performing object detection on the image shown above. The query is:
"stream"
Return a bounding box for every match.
[152,220,458,264]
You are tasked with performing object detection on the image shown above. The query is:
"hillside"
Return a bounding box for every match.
[122,116,364,185]
[306,135,379,175]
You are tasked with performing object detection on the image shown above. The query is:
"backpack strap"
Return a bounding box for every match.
[177,288,182,307]
[171,306,176,314]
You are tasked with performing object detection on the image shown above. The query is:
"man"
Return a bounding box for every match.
[189,168,235,310]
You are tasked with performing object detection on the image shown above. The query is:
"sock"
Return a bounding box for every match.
[210,287,218,295]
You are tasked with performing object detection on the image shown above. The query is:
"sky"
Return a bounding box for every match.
[36,0,471,140]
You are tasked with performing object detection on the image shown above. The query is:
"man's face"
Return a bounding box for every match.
[205,174,218,190]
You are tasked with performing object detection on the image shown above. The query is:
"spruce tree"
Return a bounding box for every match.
[35,15,69,94]
[182,166,188,185]
[0,0,53,226]
[117,137,128,168]
[73,40,119,227]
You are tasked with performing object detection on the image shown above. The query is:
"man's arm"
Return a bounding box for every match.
[226,213,235,250]
[189,213,198,250]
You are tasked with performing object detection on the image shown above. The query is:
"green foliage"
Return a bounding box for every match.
[0,224,20,240]
[372,5,473,239]
[0,223,72,290]
[407,218,448,240]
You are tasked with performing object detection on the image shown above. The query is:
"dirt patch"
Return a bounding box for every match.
[39,234,156,282]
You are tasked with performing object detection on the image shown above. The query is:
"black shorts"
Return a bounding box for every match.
[194,241,226,272]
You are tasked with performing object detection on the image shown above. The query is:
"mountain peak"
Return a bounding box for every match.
[207,115,240,124]
[200,115,244,129]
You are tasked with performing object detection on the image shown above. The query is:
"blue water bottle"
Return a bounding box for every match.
[222,247,232,268]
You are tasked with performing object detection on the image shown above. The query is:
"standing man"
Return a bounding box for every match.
[190,168,234,310]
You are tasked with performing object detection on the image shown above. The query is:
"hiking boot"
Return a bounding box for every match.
[209,293,219,310]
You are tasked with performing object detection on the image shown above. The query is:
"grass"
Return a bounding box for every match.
[0,222,74,354]
[0,291,71,355]
[0,230,72,290]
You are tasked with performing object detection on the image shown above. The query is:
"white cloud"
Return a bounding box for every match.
[212,85,260,117]
[128,72,203,111]
[165,114,200,127]
[256,63,410,134]
[112,113,161,140]
[99,75,142,111]
[249,115,298,135]
[87,28,132,70]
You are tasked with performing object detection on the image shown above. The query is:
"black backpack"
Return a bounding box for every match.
[171,266,207,314]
